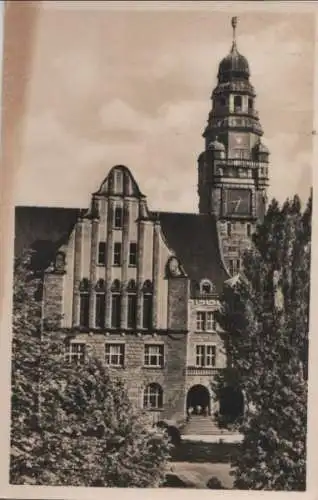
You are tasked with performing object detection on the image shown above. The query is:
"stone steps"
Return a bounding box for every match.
[181,416,234,436]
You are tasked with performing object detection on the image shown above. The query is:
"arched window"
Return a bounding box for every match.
[142,280,153,330]
[79,279,90,328]
[127,280,137,329]
[95,279,106,328]
[111,280,121,328]
[143,383,163,410]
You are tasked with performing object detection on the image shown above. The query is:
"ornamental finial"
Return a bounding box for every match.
[231,16,238,49]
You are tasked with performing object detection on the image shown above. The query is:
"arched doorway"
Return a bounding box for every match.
[186,385,210,416]
[219,386,244,424]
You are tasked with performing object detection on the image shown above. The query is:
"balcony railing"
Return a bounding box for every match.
[185,366,220,376]
[212,106,259,119]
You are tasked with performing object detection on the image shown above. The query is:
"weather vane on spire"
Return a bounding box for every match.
[231,16,238,46]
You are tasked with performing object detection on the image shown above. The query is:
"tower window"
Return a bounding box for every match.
[234,95,242,110]
[114,207,123,229]
[98,242,106,265]
[248,98,253,111]
[227,222,232,237]
[247,223,251,237]
[129,242,138,267]
[113,242,122,266]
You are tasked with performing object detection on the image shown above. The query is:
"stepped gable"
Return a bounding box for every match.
[154,211,230,293]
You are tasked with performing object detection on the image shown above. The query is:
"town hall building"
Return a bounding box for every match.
[15,18,269,434]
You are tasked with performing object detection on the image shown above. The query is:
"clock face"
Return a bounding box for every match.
[225,188,252,216]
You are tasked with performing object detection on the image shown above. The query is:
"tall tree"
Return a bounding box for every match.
[10,252,171,487]
[216,194,311,491]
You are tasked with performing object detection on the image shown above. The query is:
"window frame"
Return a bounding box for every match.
[114,206,123,229]
[196,311,217,332]
[111,293,121,328]
[195,344,216,368]
[105,342,125,367]
[129,242,138,267]
[143,383,163,410]
[64,342,86,365]
[144,344,164,368]
[113,242,122,266]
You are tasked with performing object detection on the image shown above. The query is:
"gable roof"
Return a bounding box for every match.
[155,212,230,292]
[14,206,83,263]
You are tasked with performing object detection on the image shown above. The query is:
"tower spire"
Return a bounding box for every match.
[231,16,238,50]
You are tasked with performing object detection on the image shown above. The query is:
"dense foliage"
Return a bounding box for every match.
[10,252,170,486]
[216,194,311,491]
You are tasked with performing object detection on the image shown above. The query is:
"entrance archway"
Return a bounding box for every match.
[219,386,244,424]
[186,385,210,416]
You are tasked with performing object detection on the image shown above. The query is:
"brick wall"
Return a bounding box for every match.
[167,278,189,331]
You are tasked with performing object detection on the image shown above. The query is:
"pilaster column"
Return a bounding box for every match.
[105,199,114,329]
[136,220,146,329]
[152,221,160,330]
[120,199,130,329]
[72,218,83,327]
[89,218,99,328]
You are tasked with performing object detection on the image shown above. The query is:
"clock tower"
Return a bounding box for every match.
[198,17,269,275]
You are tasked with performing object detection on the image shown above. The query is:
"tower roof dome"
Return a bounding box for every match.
[218,17,250,82]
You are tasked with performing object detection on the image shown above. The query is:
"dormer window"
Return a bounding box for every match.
[200,279,213,294]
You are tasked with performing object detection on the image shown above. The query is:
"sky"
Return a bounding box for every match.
[4,2,315,212]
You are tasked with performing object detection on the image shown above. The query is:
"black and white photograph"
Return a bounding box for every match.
[0,0,316,495]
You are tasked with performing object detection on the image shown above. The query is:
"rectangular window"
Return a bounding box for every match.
[80,293,89,327]
[229,259,234,276]
[65,343,86,364]
[129,242,138,267]
[227,223,232,237]
[127,294,137,329]
[247,223,251,237]
[98,242,106,265]
[237,259,241,272]
[114,171,123,193]
[105,343,125,366]
[196,345,216,367]
[114,207,123,229]
[142,294,153,330]
[196,311,217,332]
[196,311,205,331]
[111,294,121,328]
[95,293,106,328]
[144,344,164,367]
[113,242,122,266]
